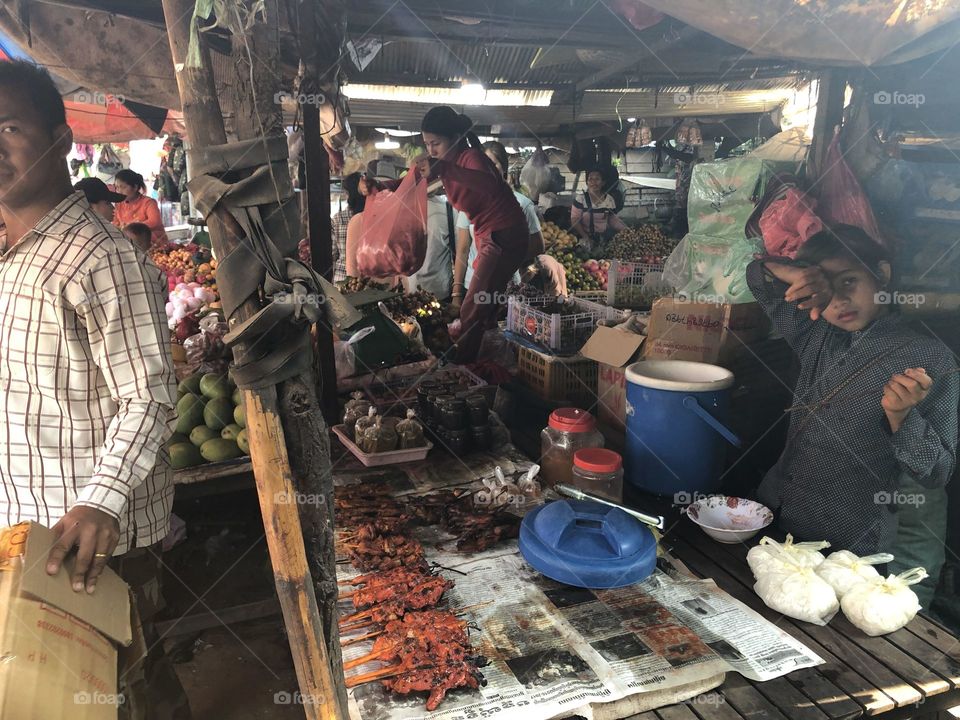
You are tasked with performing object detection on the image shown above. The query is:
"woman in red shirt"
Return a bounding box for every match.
[416,106,528,363]
[113,169,169,246]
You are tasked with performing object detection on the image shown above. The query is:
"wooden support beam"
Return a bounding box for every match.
[161,1,347,718]
[809,69,847,181]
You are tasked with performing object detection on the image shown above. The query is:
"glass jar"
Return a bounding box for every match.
[572,449,623,502]
[539,408,604,488]
[441,398,468,431]
[466,394,489,425]
[470,424,491,451]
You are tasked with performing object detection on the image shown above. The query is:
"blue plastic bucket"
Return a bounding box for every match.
[624,360,740,497]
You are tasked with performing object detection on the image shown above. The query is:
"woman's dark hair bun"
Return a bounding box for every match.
[422,106,473,138]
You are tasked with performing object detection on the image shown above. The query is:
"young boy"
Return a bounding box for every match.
[123,221,153,253]
[746,225,957,603]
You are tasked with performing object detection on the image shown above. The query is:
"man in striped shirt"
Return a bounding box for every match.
[0,61,190,718]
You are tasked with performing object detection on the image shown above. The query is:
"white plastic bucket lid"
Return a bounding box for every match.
[625,360,734,392]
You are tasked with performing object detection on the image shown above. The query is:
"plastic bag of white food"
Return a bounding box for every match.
[816,551,893,598]
[754,552,839,625]
[747,535,831,578]
[840,567,928,636]
[520,146,552,202]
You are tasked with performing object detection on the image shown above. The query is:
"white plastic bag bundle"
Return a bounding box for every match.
[520,146,552,202]
[840,568,928,636]
[753,546,839,626]
[747,535,831,578]
[816,551,893,599]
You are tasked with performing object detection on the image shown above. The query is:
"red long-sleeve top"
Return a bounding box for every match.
[428,148,526,242]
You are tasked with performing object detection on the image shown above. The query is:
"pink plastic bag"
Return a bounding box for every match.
[355,171,428,277]
[818,134,883,244]
[759,188,824,258]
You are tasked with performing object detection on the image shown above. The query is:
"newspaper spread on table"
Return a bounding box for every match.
[335,448,823,720]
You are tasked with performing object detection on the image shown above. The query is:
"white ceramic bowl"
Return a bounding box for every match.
[684,496,773,543]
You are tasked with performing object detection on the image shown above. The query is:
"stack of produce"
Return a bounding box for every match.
[169,372,248,470]
[602,225,676,263]
[548,251,604,292]
[150,242,218,292]
[541,221,577,252]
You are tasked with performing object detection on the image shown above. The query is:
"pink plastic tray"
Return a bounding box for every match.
[331,424,432,467]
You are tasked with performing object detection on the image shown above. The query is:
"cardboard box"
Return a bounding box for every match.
[642,299,769,364]
[581,326,646,432]
[0,522,132,720]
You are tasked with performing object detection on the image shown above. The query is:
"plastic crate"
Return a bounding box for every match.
[606,260,667,309]
[506,295,626,355]
[516,346,598,408]
[571,290,609,305]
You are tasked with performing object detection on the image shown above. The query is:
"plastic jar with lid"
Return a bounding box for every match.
[572,448,623,503]
[540,408,604,488]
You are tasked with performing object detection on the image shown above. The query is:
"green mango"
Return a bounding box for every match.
[232,387,242,406]
[221,423,242,441]
[177,374,202,396]
[170,442,204,469]
[174,395,206,435]
[203,397,234,431]
[168,432,190,447]
[236,429,249,454]
[233,403,246,429]
[199,373,232,400]
[190,425,219,447]
[200,438,243,462]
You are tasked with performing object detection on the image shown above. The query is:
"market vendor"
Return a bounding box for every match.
[453,141,543,306]
[520,254,568,297]
[570,166,627,250]
[113,168,169,246]
[415,107,528,363]
[746,225,957,602]
[74,176,125,222]
[0,61,190,718]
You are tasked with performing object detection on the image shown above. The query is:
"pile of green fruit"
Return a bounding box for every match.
[548,251,604,292]
[169,372,249,470]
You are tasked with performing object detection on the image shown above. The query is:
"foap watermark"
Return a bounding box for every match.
[474,290,511,307]
[274,691,323,706]
[688,694,727,709]
[274,90,327,107]
[71,90,126,106]
[274,291,327,309]
[874,290,925,308]
[673,491,712,507]
[673,92,725,107]
[274,490,326,506]
[874,491,926,508]
[676,291,726,305]
[873,90,925,108]
[74,691,125,707]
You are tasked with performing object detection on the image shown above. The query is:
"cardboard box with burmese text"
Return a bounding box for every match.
[0,522,132,720]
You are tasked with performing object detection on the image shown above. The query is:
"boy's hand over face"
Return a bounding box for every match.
[883,367,932,432]
[767,263,833,320]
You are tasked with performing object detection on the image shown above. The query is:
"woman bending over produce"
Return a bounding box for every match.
[746,225,957,603]
[415,106,528,363]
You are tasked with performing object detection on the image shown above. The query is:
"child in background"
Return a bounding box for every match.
[123,222,153,253]
[746,225,957,606]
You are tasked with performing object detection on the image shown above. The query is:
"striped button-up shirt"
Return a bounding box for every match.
[0,193,176,554]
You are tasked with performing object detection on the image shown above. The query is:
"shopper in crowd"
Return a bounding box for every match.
[114,168,169,245]
[414,108,528,362]
[332,172,365,282]
[452,140,543,308]
[406,192,455,300]
[0,60,191,719]
[74,177,125,223]
[570,165,627,250]
[123,222,154,253]
[746,225,957,605]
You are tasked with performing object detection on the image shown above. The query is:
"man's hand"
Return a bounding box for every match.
[765,262,833,320]
[882,367,932,433]
[46,506,120,594]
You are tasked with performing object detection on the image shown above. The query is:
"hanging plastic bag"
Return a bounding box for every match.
[816,551,894,599]
[840,567,928,636]
[662,234,764,303]
[759,188,824,258]
[818,133,884,244]
[355,170,428,277]
[520,146,552,202]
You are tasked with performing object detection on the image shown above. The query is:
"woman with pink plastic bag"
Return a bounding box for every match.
[413,106,528,363]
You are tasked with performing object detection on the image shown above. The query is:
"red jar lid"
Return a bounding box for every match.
[548,408,596,433]
[574,448,622,473]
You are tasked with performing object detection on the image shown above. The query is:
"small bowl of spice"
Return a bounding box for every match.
[684,495,773,544]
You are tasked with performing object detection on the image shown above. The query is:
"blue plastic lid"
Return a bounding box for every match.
[519,499,657,589]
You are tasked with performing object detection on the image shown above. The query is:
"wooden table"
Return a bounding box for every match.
[636,521,960,720]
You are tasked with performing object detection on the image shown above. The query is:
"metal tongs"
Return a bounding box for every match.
[555,484,664,530]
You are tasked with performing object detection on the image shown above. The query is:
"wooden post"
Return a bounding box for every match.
[810,69,846,181]
[161,1,347,717]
